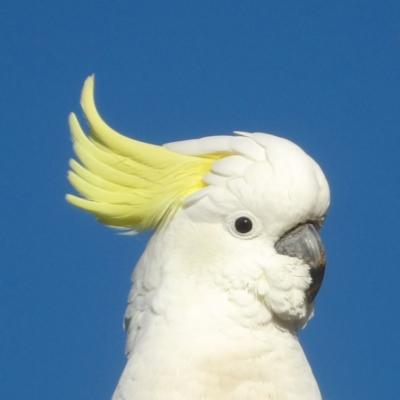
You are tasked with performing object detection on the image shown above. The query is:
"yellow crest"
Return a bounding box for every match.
[67,76,224,232]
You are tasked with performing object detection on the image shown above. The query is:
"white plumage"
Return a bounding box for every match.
[67,77,330,400]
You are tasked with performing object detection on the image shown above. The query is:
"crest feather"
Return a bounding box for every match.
[67,75,224,232]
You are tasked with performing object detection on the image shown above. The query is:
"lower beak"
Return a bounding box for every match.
[274,223,326,303]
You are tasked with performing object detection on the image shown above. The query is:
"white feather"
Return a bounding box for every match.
[163,135,233,155]
[115,132,329,399]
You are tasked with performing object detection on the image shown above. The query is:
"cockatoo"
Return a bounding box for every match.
[67,76,330,400]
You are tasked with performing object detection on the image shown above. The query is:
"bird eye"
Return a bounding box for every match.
[225,212,260,239]
[234,216,253,234]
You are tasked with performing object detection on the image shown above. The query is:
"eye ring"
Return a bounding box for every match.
[224,212,261,239]
[234,216,253,234]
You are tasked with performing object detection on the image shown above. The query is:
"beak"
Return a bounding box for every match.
[275,223,326,303]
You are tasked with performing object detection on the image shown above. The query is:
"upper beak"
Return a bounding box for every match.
[274,223,326,303]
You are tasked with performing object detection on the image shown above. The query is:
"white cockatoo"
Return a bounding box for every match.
[67,76,330,400]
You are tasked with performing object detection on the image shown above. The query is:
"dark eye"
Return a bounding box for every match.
[235,217,253,234]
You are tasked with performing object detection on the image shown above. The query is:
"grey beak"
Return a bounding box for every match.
[275,223,326,303]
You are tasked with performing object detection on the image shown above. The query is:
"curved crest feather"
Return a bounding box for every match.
[66,75,224,232]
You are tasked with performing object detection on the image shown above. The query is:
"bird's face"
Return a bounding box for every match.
[171,135,330,327]
[173,211,325,328]
[66,77,330,333]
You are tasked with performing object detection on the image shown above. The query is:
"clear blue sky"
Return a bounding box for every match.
[1,1,399,399]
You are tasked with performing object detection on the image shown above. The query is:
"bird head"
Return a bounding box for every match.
[67,76,330,330]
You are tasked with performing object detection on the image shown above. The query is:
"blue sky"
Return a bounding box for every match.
[1,1,400,399]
